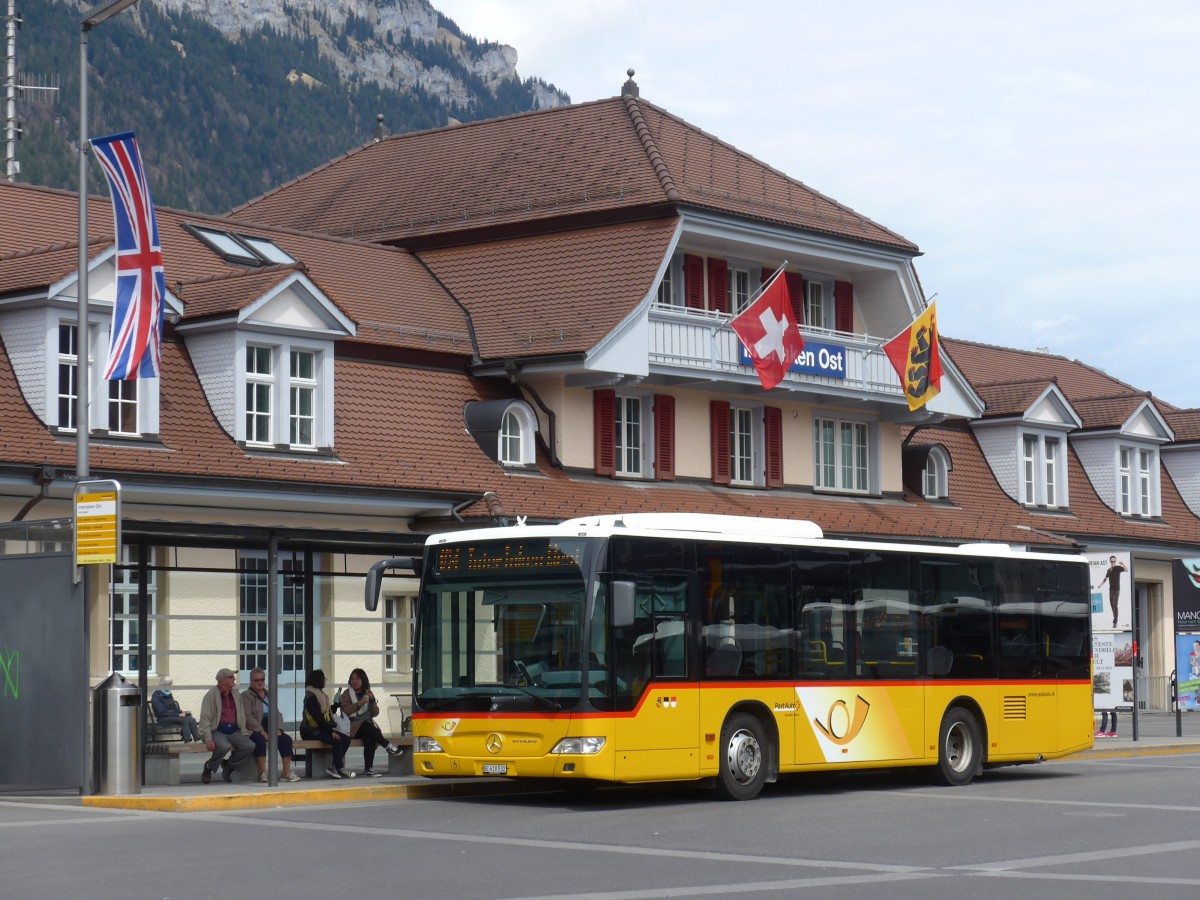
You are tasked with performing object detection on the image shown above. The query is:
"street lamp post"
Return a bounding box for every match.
[77,0,138,797]
[77,0,138,482]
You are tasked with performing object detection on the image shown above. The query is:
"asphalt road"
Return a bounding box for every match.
[4,749,1200,899]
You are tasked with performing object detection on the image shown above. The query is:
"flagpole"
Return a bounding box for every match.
[726,260,788,322]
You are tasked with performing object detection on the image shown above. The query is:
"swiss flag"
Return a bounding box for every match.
[730,272,805,391]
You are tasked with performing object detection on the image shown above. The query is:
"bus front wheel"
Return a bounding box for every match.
[715,713,767,801]
[935,707,981,786]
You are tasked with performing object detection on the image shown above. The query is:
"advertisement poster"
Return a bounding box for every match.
[1093,632,1133,710]
[1178,635,1200,711]
[1172,559,1200,630]
[1088,551,1131,632]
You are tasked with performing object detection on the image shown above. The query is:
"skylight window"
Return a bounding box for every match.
[238,235,295,265]
[186,224,294,267]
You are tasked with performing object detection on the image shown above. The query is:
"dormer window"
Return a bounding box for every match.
[464,399,539,467]
[1119,445,1159,517]
[499,405,537,466]
[240,340,327,450]
[923,446,951,500]
[1021,432,1065,508]
[53,319,160,438]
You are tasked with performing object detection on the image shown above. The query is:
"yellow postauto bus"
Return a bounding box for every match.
[367,513,1092,800]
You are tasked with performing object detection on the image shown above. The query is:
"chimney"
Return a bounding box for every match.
[621,68,639,98]
[373,113,386,142]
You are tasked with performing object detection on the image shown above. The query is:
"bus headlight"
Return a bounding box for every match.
[415,736,445,753]
[550,737,606,755]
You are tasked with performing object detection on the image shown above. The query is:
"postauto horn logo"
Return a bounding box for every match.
[812,694,871,746]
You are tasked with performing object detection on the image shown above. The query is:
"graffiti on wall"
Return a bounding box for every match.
[0,646,18,699]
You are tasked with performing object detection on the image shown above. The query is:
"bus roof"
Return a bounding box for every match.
[423,514,1087,565]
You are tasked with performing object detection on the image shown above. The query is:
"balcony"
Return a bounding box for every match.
[648,304,904,399]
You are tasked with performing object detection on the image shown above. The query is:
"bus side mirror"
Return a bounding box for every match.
[365,557,419,612]
[612,580,636,629]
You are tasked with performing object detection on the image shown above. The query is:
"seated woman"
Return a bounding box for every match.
[150,676,201,742]
[241,667,301,782]
[299,668,354,779]
[339,668,403,777]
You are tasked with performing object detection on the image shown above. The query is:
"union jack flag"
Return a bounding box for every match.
[89,131,165,380]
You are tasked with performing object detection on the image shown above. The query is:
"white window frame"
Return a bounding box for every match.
[1117,443,1159,517]
[1019,430,1067,508]
[238,550,308,678]
[107,378,139,435]
[111,545,157,676]
[727,266,751,313]
[608,392,660,480]
[57,322,79,431]
[729,403,763,486]
[806,280,827,330]
[237,337,331,450]
[50,315,159,436]
[245,344,274,445]
[499,403,538,466]
[814,414,872,494]
[384,594,416,675]
[923,446,950,500]
[655,256,681,307]
[289,349,316,448]
[615,393,643,477]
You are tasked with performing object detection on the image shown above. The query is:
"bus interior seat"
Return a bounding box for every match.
[927,645,953,676]
[706,642,742,677]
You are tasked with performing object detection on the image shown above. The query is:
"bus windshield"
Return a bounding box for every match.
[414,537,596,712]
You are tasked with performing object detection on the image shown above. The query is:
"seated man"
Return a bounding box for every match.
[150,676,200,742]
[197,667,255,784]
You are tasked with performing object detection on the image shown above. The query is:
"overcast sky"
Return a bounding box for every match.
[434,0,1200,409]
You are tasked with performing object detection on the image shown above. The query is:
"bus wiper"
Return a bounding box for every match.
[500,685,562,711]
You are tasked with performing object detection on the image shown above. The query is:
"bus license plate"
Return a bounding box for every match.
[482,763,508,775]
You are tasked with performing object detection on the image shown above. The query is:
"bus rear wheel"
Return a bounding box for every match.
[935,707,981,786]
[715,713,767,801]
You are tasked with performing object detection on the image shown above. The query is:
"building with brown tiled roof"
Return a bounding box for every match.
[3,80,1199,789]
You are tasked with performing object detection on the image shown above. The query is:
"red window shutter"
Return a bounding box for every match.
[785,272,805,327]
[710,400,731,485]
[708,258,728,314]
[834,281,854,333]
[654,394,676,481]
[764,406,783,488]
[684,255,705,310]
[593,389,615,477]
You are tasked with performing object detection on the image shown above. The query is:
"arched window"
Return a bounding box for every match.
[499,403,537,466]
[923,446,951,500]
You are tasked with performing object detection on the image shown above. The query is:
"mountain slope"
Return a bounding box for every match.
[14,0,568,214]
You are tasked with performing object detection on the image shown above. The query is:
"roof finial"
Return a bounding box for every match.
[621,68,639,98]
[373,113,386,142]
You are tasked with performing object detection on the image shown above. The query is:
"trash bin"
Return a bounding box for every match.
[93,672,141,795]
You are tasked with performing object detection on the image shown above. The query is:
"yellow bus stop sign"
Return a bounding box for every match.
[74,480,121,566]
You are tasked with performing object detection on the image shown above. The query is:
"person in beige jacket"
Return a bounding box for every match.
[241,668,301,782]
[196,667,254,784]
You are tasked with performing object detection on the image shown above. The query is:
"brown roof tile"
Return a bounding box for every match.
[420,218,679,359]
[234,97,917,253]
[0,182,472,356]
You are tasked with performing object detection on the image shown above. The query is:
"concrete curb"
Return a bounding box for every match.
[79,778,520,813]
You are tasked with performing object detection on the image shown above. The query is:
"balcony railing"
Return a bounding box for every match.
[648,303,903,398]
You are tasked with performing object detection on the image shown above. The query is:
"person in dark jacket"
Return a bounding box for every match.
[150,676,200,742]
[299,669,354,779]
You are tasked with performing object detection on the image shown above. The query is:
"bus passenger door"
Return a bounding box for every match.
[612,616,699,782]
